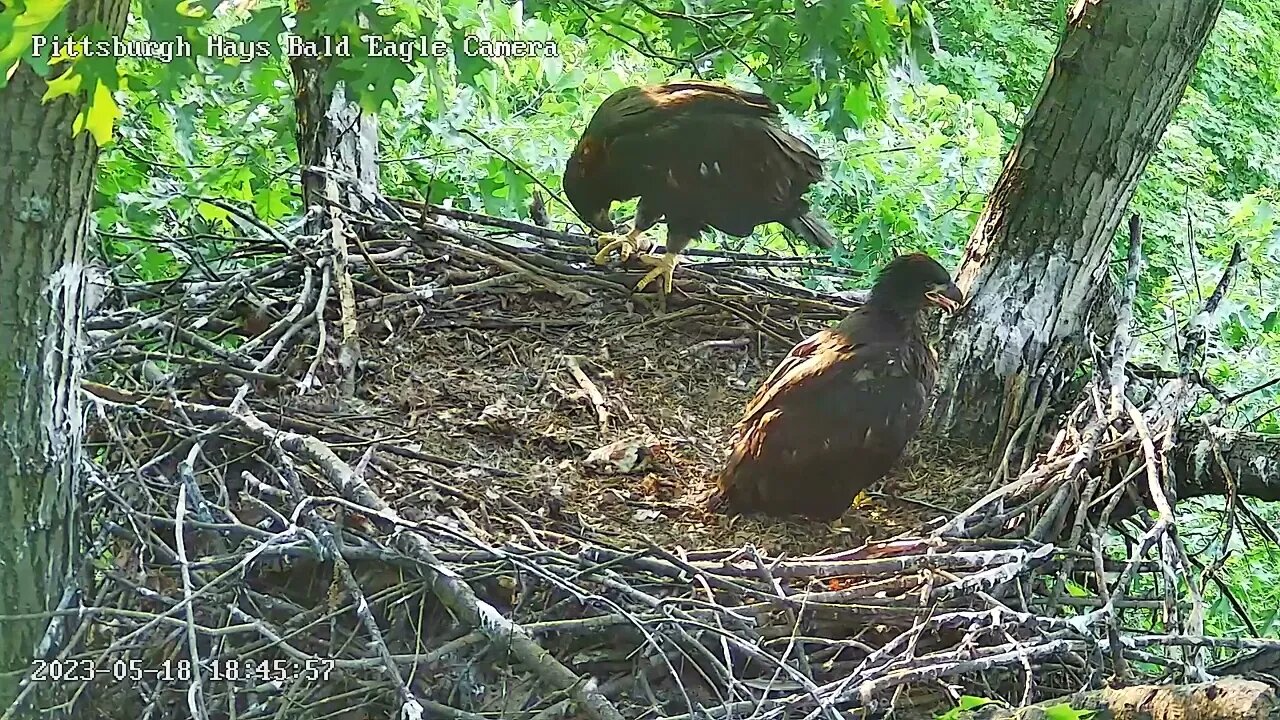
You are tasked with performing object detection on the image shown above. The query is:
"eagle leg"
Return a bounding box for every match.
[592,227,653,266]
[632,251,680,294]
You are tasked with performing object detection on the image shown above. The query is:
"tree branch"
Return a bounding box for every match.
[953,677,1279,719]
[1171,424,1280,502]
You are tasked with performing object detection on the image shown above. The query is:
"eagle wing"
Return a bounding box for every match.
[568,83,823,231]
[711,310,931,520]
[618,103,822,232]
[735,326,861,429]
[586,83,777,142]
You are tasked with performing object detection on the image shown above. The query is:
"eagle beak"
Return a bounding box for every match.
[925,282,964,313]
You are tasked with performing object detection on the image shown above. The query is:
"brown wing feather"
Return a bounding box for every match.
[710,309,935,521]
[638,112,824,236]
[597,83,776,133]
[650,82,778,116]
[735,327,858,428]
[567,81,827,244]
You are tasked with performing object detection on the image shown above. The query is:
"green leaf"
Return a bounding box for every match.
[844,82,874,125]
[40,64,82,100]
[550,68,585,92]
[451,29,494,87]
[196,200,232,228]
[0,0,72,85]
[297,0,364,35]
[788,79,820,111]
[142,0,204,42]
[957,695,995,710]
[355,53,415,111]
[1064,579,1090,598]
[1263,310,1280,334]
[1043,703,1094,720]
[253,184,292,222]
[864,3,893,55]
[934,696,997,720]
[229,5,285,52]
[136,246,176,281]
[76,77,121,146]
[171,103,197,164]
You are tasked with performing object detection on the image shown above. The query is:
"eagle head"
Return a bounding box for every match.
[870,253,965,315]
[563,141,615,233]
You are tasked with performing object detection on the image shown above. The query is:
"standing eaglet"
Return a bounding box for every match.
[705,253,964,522]
[562,81,836,294]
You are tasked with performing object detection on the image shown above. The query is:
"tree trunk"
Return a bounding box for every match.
[928,0,1225,452]
[289,40,377,398]
[289,52,379,219]
[0,0,129,710]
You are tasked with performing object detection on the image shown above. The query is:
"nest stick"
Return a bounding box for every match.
[225,406,627,720]
[565,355,610,429]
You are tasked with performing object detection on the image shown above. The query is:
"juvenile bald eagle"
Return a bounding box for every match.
[706,253,964,522]
[562,81,835,294]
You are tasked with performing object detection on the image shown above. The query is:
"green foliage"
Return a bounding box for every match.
[0,0,72,75]
[934,695,997,719]
[923,0,1056,137]
[1120,0,1280,433]
[924,0,1280,433]
[524,0,934,132]
[3,0,1274,421]
[1042,704,1093,720]
[7,0,1270,416]
[933,695,1093,719]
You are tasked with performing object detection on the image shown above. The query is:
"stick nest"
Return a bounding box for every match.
[22,194,1270,720]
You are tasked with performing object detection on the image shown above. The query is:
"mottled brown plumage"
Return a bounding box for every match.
[563,81,835,294]
[706,253,964,521]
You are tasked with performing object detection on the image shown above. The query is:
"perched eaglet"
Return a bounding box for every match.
[705,253,964,522]
[562,81,836,294]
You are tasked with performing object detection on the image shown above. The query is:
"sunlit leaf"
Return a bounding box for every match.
[0,0,72,84]
[84,79,121,145]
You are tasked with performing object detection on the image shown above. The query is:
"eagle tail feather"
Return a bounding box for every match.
[784,212,836,251]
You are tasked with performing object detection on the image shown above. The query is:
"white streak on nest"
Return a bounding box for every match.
[477,598,516,634]
[1253,454,1274,477]
[400,700,424,720]
[1192,434,1213,480]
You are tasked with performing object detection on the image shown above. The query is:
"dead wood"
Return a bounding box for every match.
[954,678,1280,719]
[10,189,1278,720]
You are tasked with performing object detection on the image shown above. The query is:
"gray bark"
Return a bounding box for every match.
[289,52,379,226]
[288,41,378,398]
[1173,424,1280,502]
[928,0,1226,451]
[0,0,129,709]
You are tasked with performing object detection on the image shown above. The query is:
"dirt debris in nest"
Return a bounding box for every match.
[354,288,990,557]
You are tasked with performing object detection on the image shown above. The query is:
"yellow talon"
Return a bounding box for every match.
[632,252,679,294]
[592,228,650,265]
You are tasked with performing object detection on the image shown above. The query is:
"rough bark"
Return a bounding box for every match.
[288,23,377,398]
[0,0,129,709]
[955,678,1280,719]
[928,0,1225,451]
[1172,424,1280,502]
[289,51,379,218]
